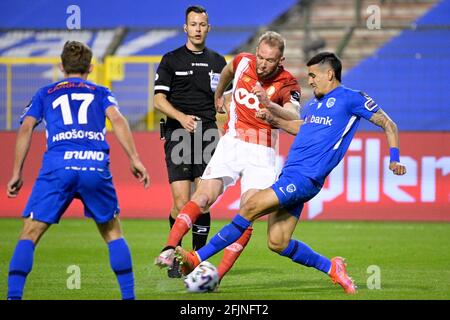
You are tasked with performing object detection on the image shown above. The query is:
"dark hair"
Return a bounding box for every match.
[306,52,342,82]
[185,5,208,22]
[61,41,92,74]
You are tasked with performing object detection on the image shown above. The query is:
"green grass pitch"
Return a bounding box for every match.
[0,218,449,300]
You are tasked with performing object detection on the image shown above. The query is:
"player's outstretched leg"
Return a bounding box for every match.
[175,188,278,275]
[217,227,253,280]
[278,239,356,294]
[155,179,223,269]
[170,211,211,278]
[174,213,252,275]
[268,210,356,294]
[155,200,203,268]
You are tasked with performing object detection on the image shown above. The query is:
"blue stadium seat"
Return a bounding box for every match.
[415,0,450,26]
[0,30,113,57]
[343,0,450,131]
[0,0,297,57]
[0,0,297,29]
[117,30,253,56]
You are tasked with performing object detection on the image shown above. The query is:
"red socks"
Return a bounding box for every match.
[166,201,202,248]
[167,201,253,282]
[217,227,253,279]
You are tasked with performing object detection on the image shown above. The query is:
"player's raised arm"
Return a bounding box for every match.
[7,116,37,198]
[214,61,234,114]
[106,106,150,188]
[369,108,407,175]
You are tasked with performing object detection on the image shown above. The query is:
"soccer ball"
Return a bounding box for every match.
[184,261,219,293]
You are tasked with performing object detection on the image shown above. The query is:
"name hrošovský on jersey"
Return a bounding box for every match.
[21,77,118,173]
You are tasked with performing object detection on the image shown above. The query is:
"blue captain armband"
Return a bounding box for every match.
[390,147,400,163]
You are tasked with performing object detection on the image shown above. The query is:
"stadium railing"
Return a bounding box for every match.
[103,55,160,131]
[0,55,232,131]
[0,56,101,130]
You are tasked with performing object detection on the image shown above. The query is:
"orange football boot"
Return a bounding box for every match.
[329,257,357,294]
[175,246,201,276]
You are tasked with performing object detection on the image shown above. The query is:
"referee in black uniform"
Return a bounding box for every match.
[154,5,227,278]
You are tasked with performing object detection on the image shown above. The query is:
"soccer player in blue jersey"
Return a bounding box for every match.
[175,52,406,294]
[6,41,149,300]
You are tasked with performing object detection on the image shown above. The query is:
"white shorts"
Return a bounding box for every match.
[201,133,279,195]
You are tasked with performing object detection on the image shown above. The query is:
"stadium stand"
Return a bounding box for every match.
[0,0,448,131]
[240,0,448,131]
[0,0,297,57]
[344,0,450,131]
[116,30,253,56]
[0,0,298,29]
[415,0,450,25]
[0,0,297,130]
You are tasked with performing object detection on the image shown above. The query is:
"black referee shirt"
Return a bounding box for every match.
[154,45,227,128]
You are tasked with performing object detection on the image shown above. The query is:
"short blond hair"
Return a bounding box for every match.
[258,31,285,55]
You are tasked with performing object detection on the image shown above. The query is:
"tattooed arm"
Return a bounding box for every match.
[369,109,406,175]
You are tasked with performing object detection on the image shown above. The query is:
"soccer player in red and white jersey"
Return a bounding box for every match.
[155,31,301,281]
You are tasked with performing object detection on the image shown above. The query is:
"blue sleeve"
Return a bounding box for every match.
[20,89,44,124]
[300,98,312,120]
[102,87,119,112]
[349,91,380,121]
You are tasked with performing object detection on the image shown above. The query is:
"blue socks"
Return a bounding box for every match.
[108,238,135,300]
[280,239,331,274]
[8,238,135,300]
[7,239,35,300]
[197,214,251,261]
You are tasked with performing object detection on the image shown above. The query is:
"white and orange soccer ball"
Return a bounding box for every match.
[184,261,219,293]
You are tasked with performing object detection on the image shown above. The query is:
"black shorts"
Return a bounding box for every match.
[164,121,219,183]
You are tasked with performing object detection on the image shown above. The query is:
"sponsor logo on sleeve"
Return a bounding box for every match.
[361,92,378,111]
[107,96,118,105]
[290,90,300,102]
[21,101,32,117]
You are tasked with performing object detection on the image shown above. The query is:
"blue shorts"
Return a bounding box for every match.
[22,168,120,224]
[271,169,322,218]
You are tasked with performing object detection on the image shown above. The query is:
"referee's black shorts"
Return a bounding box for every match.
[163,121,219,183]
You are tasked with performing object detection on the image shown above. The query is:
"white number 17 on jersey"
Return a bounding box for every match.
[52,93,94,125]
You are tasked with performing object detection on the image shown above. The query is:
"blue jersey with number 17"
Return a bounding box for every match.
[21,77,118,174]
[283,85,380,186]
